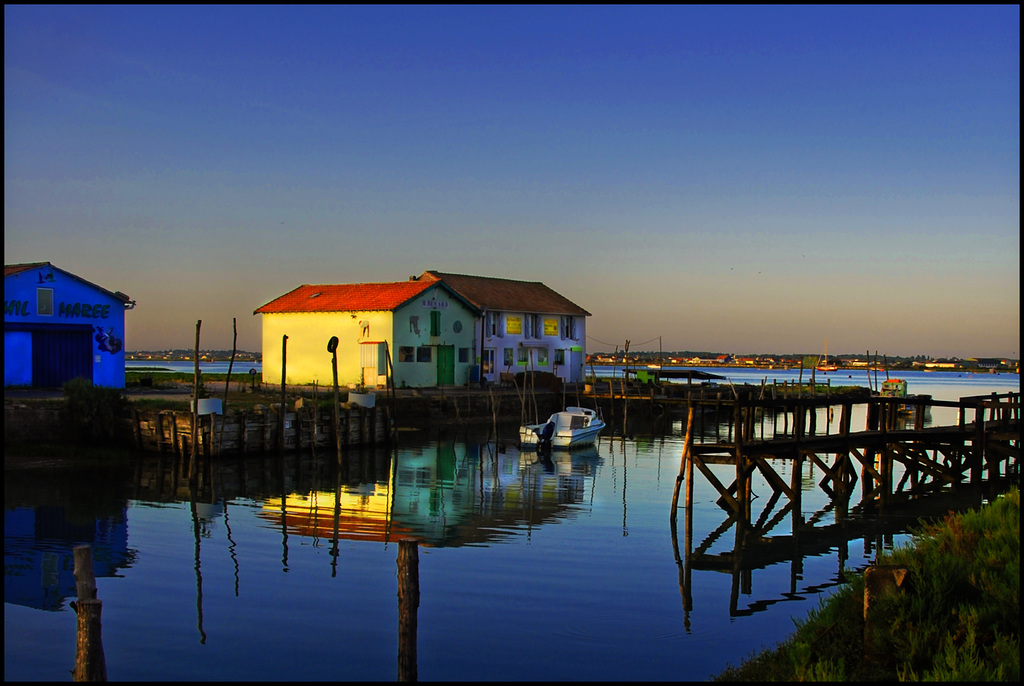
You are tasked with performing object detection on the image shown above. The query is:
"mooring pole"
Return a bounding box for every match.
[278,335,288,454]
[219,317,238,455]
[72,545,106,682]
[190,320,201,483]
[397,540,420,682]
[670,405,696,521]
[328,336,342,467]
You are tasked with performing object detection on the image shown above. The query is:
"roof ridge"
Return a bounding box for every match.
[425,270,543,285]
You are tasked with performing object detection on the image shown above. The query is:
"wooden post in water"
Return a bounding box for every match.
[397,540,419,682]
[189,320,201,483]
[218,317,238,455]
[866,349,873,392]
[72,545,106,682]
[878,400,892,507]
[384,341,397,440]
[670,406,696,520]
[734,401,748,529]
[971,403,985,486]
[622,340,630,436]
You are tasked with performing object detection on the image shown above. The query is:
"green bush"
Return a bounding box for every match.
[63,376,128,444]
[714,488,1019,682]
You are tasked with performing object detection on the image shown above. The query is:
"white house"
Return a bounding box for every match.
[416,271,591,385]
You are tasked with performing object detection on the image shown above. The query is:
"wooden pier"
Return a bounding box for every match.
[674,391,1019,518]
[127,402,391,457]
[668,391,1019,617]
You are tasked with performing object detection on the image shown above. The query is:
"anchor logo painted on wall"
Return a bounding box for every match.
[37,267,55,283]
[95,326,123,354]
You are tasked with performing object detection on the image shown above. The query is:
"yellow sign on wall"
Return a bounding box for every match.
[506,316,522,335]
[544,318,558,336]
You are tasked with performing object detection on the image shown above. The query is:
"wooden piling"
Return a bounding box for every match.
[279,335,288,454]
[329,336,342,467]
[218,317,237,453]
[397,540,419,682]
[189,320,201,483]
[670,406,696,520]
[863,565,909,664]
[239,410,248,454]
[72,545,106,682]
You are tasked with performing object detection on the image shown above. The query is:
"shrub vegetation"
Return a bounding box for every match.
[63,377,128,444]
[715,487,1020,681]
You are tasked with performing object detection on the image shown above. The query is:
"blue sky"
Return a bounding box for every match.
[5,5,1019,358]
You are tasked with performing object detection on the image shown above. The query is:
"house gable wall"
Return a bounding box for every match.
[391,287,477,388]
[260,310,393,387]
[4,263,129,388]
[258,283,478,388]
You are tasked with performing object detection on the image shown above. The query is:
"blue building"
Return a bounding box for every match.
[4,262,135,388]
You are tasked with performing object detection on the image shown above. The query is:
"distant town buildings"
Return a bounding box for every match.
[584,351,1017,373]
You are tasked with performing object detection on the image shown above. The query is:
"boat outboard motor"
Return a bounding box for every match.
[539,420,555,447]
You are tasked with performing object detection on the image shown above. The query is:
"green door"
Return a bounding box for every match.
[436,345,455,386]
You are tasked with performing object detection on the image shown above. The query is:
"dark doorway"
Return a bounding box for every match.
[32,327,92,388]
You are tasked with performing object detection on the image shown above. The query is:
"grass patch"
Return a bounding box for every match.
[714,487,1020,681]
[126,370,259,392]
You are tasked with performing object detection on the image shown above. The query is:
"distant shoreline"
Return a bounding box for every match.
[125,360,1019,375]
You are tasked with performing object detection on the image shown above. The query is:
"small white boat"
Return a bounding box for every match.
[879,378,908,399]
[519,406,605,449]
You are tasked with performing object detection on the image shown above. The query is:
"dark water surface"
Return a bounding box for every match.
[5,372,1018,681]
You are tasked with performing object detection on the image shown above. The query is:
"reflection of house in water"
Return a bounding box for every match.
[257,443,602,546]
[4,506,132,611]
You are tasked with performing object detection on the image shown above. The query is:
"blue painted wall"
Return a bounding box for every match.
[4,263,131,388]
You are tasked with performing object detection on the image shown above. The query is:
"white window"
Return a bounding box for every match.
[561,316,577,340]
[37,288,53,316]
[526,314,539,339]
[486,312,501,338]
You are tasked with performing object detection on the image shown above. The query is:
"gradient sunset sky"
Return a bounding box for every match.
[5,5,1019,358]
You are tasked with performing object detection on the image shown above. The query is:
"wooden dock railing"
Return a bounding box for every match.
[672,392,1018,523]
[668,391,1018,619]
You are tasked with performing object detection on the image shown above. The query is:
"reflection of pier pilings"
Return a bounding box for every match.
[671,476,1015,622]
[670,392,1018,624]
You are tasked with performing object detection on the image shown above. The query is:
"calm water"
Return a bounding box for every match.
[5,372,1018,681]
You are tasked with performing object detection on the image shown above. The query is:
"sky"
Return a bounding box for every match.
[4,5,1020,359]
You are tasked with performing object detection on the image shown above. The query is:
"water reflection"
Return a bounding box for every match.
[5,424,1013,681]
[132,441,605,550]
[130,440,604,678]
[671,460,995,623]
[5,468,135,612]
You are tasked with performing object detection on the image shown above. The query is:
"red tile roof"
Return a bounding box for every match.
[421,271,590,316]
[254,281,445,314]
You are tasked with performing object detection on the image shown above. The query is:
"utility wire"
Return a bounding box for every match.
[587,335,662,349]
